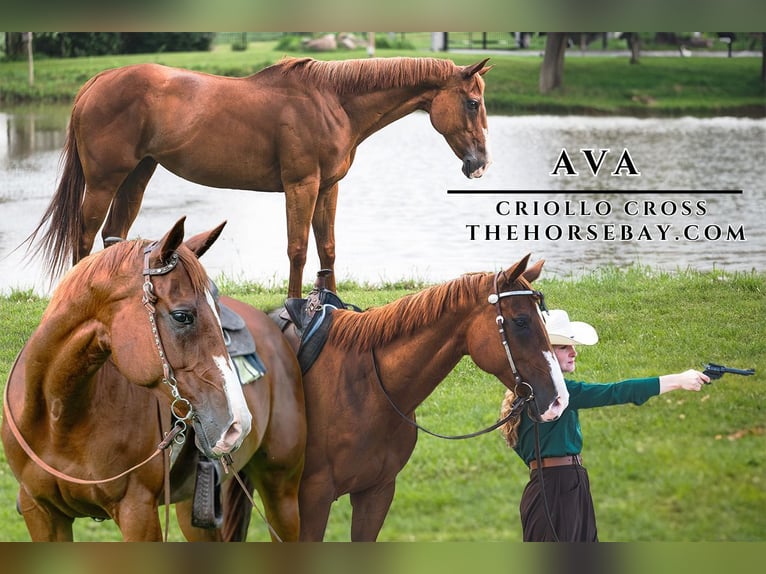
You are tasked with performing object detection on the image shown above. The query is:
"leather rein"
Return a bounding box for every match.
[2,243,191,540]
[371,271,546,440]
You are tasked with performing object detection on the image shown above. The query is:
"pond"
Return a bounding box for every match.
[0,104,763,296]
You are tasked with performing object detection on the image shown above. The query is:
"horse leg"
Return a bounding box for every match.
[349,480,397,541]
[17,489,74,541]
[297,474,335,541]
[311,184,338,292]
[77,186,118,263]
[175,499,223,541]
[284,179,320,298]
[111,498,163,541]
[101,157,158,248]
[251,468,302,542]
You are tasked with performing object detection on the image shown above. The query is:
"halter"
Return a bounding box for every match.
[142,243,193,447]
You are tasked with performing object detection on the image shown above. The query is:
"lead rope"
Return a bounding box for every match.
[2,351,183,486]
[527,399,560,542]
[221,455,283,542]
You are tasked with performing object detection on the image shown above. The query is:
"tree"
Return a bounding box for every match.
[4,32,25,60]
[539,33,568,94]
[623,33,642,65]
[24,32,33,86]
[761,32,765,83]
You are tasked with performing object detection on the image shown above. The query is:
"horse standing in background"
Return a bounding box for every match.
[26,56,492,297]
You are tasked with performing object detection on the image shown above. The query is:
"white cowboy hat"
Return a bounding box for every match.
[545,309,599,346]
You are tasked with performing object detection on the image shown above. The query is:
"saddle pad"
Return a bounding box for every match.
[233,353,267,384]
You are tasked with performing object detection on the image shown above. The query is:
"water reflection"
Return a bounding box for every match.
[0,105,763,296]
[1,105,69,161]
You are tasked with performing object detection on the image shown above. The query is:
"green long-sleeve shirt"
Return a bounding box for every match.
[513,377,660,465]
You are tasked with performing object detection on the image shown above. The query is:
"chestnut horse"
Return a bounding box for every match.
[2,218,304,541]
[224,254,569,541]
[176,294,306,543]
[27,56,492,298]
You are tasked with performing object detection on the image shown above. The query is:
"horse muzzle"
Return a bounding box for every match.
[538,393,568,422]
[192,412,252,458]
[462,154,491,179]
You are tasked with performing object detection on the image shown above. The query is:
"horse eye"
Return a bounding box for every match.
[466,99,480,111]
[170,310,194,325]
[513,317,528,328]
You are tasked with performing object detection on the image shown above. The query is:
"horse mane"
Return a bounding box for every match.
[48,240,209,310]
[275,56,458,94]
[329,271,492,352]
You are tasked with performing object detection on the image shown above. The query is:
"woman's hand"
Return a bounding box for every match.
[659,369,710,394]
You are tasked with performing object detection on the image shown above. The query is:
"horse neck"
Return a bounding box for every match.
[21,296,113,427]
[342,85,437,142]
[372,290,481,413]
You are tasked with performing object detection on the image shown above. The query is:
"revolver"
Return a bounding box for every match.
[702,363,755,382]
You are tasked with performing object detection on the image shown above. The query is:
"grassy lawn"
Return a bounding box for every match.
[0,266,763,541]
[0,39,763,116]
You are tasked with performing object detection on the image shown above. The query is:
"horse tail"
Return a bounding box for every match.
[221,470,254,542]
[23,113,85,281]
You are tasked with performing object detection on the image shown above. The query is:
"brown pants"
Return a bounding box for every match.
[519,465,598,542]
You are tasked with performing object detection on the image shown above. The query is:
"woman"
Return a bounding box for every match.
[500,309,708,542]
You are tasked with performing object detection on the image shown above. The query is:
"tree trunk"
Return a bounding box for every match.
[5,32,25,59]
[539,33,568,94]
[25,32,34,86]
[761,32,765,83]
[627,33,641,65]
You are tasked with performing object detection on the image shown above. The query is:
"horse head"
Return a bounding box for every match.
[107,217,252,458]
[467,254,568,422]
[428,58,492,179]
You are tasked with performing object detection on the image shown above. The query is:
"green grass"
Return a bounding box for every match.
[0,40,763,116]
[1,267,763,541]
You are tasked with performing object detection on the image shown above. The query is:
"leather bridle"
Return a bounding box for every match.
[488,271,548,402]
[372,271,547,440]
[141,243,194,444]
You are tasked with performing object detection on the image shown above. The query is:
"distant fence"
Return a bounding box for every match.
[444,32,526,51]
[213,32,287,45]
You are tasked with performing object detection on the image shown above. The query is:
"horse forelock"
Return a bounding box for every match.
[49,240,209,309]
[277,56,458,95]
[329,272,491,352]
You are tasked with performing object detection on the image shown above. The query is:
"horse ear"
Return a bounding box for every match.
[463,58,492,78]
[522,259,545,284]
[504,253,532,284]
[184,221,227,259]
[152,216,186,265]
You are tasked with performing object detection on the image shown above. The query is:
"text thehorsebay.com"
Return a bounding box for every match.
[452,148,747,243]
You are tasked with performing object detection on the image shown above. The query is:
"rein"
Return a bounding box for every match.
[371,347,530,440]
[371,273,545,441]
[2,367,183,485]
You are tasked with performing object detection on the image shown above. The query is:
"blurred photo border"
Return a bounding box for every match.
[2,1,764,573]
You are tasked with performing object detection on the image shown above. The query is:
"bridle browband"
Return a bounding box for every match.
[372,271,547,440]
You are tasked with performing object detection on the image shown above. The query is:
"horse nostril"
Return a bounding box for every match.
[540,395,567,422]
[225,421,243,443]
